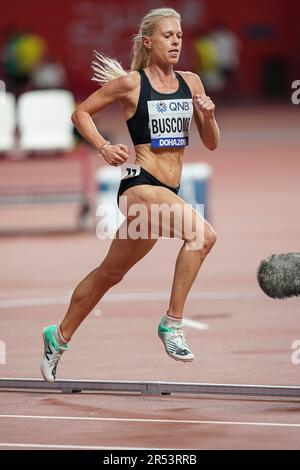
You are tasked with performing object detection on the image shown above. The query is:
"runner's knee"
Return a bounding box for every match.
[100,266,125,285]
[204,229,217,252]
[185,226,217,254]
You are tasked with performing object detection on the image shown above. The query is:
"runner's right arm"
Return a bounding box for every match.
[71,75,136,166]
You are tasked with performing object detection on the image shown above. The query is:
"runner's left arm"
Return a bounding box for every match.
[188,73,220,151]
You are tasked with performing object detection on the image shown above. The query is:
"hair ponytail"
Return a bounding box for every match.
[91,50,127,86]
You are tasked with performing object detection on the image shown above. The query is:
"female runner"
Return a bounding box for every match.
[40,7,219,382]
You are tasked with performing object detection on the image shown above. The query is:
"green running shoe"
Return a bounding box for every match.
[158,317,194,362]
[40,325,68,382]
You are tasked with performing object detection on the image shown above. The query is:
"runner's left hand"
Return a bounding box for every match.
[194,93,215,118]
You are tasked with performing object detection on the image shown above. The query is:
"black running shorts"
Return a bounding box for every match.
[117,167,180,207]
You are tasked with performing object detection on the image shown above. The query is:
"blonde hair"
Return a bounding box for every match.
[91,7,181,85]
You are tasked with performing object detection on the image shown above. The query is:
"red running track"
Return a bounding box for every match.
[0,105,300,449]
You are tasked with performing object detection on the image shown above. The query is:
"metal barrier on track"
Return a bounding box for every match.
[1,378,300,398]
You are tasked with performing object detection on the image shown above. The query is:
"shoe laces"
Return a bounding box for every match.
[49,348,64,367]
[169,327,189,349]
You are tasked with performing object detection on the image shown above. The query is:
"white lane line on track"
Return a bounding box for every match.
[0,414,300,428]
[0,443,167,450]
[0,290,260,309]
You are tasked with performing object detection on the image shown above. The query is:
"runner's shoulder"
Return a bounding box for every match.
[114,71,140,94]
[176,71,205,94]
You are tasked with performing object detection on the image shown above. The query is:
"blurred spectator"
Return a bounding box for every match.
[192,23,241,98]
[30,54,68,90]
[193,31,225,92]
[2,27,47,96]
[210,23,242,95]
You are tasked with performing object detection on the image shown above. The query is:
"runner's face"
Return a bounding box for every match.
[147,18,182,65]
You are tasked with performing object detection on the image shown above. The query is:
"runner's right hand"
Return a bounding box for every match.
[99,143,129,166]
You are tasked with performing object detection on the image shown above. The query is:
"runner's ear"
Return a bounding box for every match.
[143,36,152,50]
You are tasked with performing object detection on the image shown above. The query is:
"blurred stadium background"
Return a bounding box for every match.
[0,0,299,234]
[0,0,299,231]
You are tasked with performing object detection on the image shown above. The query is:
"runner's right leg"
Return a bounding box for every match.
[60,225,157,339]
[40,220,157,381]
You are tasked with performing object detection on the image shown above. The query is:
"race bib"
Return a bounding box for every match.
[147,99,193,149]
[120,163,141,180]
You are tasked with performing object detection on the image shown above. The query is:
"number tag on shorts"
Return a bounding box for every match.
[120,163,141,180]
